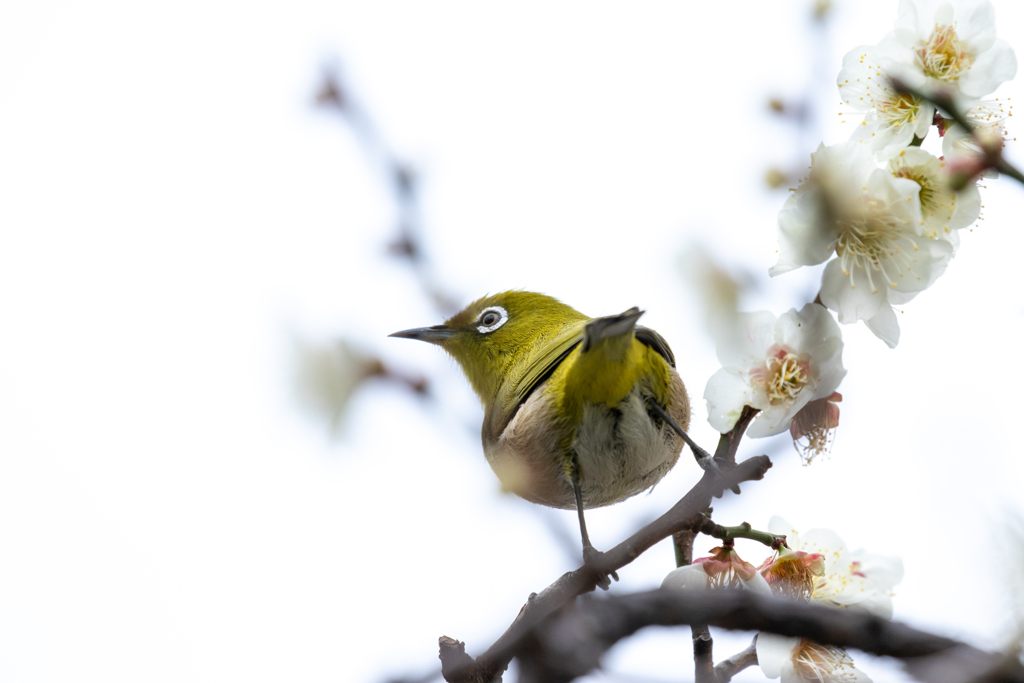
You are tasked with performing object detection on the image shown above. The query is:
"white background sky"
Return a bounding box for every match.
[2,1,1024,682]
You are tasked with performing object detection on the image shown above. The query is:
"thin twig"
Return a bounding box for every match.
[691,516,788,550]
[714,638,758,683]
[892,79,1024,187]
[316,68,461,316]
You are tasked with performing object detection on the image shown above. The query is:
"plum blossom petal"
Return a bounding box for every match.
[704,367,759,434]
[661,563,713,592]
[757,633,801,679]
[820,259,886,323]
[704,305,846,438]
[960,38,1018,97]
[715,310,778,368]
[864,305,901,349]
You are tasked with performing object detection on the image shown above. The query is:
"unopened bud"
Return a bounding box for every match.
[765,167,788,188]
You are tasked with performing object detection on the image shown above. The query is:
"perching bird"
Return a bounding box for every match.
[390,291,708,584]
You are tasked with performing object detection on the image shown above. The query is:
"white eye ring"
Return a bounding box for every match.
[477,306,508,333]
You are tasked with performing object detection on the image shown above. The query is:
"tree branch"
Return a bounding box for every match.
[673,530,715,682]
[517,589,1024,683]
[437,453,773,683]
[714,637,758,683]
[713,406,758,464]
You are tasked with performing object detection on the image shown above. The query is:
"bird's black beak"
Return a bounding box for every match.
[388,325,456,345]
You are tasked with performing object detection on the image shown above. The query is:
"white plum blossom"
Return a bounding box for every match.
[887,147,981,248]
[662,546,772,594]
[757,633,872,683]
[766,516,904,618]
[884,0,1017,99]
[770,141,953,348]
[838,46,935,158]
[704,304,845,438]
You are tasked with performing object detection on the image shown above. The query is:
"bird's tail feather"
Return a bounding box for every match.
[582,307,644,353]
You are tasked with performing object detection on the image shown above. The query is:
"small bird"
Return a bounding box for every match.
[391,291,708,584]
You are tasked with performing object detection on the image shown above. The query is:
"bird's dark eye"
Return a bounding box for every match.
[477,306,509,333]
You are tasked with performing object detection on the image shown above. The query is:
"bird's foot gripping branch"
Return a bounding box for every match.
[436,415,773,683]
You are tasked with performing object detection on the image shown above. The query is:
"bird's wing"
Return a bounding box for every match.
[510,322,585,409]
[635,325,676,368]
[487,321,585,440]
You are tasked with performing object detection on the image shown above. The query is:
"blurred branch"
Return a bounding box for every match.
[517,589,1024,683]
[316,67,460,317]
[437,447,773,683]
[383,669,443,683]
[892,78,1024,187]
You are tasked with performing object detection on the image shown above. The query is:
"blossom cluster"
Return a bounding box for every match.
[704,0,1015,453]
[663,518,903,683]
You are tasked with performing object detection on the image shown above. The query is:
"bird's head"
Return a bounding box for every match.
[390,291,587,403]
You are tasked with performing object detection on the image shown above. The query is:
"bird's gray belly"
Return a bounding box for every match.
[483,375,687,510]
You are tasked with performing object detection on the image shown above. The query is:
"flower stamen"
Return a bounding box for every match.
[917,24,973,82]
[835,209,916,289]
[750,346,812,406]
[792,640,861,682]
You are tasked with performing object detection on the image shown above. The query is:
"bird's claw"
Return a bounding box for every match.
[698,455,742,495]
[582,546,619,591]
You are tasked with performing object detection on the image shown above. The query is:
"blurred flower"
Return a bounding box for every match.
[789,392,842,463]
[293,337,386,434]
[680,245,754,345]
[704,304,845,438]
[767,516,904,618]
[887,147,980,248]
[757,633,871,683]
[941,97,1012,153]
[941,98,1013,186]
[838,46,934,158]
[998,513,1024,654]
[770,141,952,348]
[662,545,772,594]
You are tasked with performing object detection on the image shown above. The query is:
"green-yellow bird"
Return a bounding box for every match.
[391,291,706,583]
